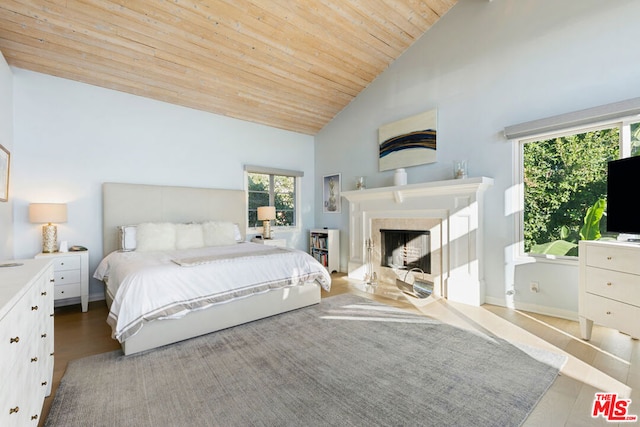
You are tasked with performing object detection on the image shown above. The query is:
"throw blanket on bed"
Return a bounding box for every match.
[94,243,331,343]
[172,246,291,266]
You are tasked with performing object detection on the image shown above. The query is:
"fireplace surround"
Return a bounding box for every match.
[342,177,493,306]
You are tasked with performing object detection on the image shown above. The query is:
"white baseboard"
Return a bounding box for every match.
[484,295,578,322]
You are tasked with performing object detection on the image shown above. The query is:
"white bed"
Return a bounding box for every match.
[98,182,331,355]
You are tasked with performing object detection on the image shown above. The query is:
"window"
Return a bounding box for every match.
[245,166,303,229]
[506,98,640,259]
[517,119,639,258]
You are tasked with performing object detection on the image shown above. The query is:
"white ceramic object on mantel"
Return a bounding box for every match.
[394,168,407,186]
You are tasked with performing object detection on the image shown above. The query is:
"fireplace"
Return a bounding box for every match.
[380,229,430,273]
[342,177,493,306]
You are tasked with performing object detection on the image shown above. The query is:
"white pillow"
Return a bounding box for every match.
[175,223,205,250]
[202,221,238,247]
[136,222,177,252]
[118,225,137,251]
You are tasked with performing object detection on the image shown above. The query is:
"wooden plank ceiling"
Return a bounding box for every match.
[0,0,457,135]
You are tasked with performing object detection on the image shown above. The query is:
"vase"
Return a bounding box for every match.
[394,168,407,186]
[453,160,468,179]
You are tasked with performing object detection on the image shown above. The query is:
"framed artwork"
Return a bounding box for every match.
[378,108,437,171]
[323,173,341,213]
[0,144,9,202]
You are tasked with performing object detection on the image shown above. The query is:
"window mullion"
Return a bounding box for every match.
[620,121,632,158]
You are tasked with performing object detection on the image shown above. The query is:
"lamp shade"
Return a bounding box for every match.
[29,203,68,224]
[257,206,276,221]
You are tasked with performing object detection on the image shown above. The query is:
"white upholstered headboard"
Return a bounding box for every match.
[102,182,247,255]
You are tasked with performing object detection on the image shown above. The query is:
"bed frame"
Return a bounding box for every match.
[101,182,321,356]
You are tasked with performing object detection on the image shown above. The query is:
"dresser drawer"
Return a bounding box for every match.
[54,269,80,285]
[51,255,81,271]
[583,293,640,338]
[585,244,640,275]
[584,266,640,306]
[54,283,81,299]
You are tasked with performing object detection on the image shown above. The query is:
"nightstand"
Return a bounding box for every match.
[35,250,89,312]
[251,237,287,248]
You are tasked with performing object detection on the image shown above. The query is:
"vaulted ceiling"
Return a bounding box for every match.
[0,1,457,135]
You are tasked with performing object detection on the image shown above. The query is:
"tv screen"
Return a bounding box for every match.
[607,156,640,234]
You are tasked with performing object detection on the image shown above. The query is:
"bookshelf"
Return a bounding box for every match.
[309,228,339,273]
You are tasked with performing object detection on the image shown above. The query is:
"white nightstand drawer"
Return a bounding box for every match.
[585,244,640,275]
[51,255,81,271]
[584,293,640,338]
[54,269,81,285]
[584,266,640,306]
[54,283,81,299]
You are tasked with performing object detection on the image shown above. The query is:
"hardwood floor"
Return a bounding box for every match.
[42,274,639,426]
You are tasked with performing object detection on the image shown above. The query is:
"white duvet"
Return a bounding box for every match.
[94,242,332,343]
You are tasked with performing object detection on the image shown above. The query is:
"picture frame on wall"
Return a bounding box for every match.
[0,144,9,202]
[378,108,438,171]
[323,173,341,213]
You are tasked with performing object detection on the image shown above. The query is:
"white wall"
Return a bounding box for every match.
[0,52,13,261]
[11,69,315,300]
[315,0,640,318]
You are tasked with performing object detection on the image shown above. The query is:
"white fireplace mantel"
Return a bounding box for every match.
[342,177,493,306]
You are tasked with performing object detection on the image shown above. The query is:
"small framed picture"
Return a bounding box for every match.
[0,144,9,202]
[323,173,341,213]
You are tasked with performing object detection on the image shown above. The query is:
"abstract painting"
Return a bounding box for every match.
[378,109,437,171]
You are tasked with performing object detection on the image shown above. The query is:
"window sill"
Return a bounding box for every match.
[515,253,579,267]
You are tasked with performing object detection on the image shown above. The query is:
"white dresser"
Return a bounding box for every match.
[36,250,89,312]
[579,240,640,340]
[0,259,54,426]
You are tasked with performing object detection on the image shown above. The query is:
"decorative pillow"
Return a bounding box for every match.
[175,223,205,250]
[202,221,238,247]
[136,222,177,252]
[118,225,137,251]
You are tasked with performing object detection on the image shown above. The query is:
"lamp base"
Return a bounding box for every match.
[42,223,58,253]
[262,220,272,239]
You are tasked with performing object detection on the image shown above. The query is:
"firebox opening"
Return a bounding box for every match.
[380,229,430,274]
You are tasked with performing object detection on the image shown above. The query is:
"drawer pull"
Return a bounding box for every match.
[41,333,47,338]
[607,256,612,260]
[607,282,612,286]
[50,279,54,283]
[60,276,64,280]
[606,311,612,315]
[41,291,47,296]
[31,357,38,362]
[9,406,19,415]
[50,352,55,356]
[31,305,38,311]
[10,336,19,344]
[41,381,48,387]
[31,414,38,420]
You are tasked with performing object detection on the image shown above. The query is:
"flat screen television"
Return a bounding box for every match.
[606,156,640,236]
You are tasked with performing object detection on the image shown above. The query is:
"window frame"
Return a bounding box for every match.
[514,117,638,263]
[245,168,302,234]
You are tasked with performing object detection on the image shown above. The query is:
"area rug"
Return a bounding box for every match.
[45,293,566,427]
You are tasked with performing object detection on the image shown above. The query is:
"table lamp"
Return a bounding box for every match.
[29,203,67,253]
[257,206,276,239]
